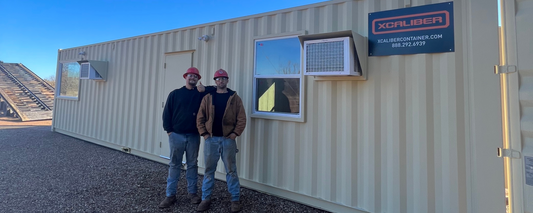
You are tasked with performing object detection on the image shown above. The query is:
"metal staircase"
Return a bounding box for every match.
[0,63,55,121]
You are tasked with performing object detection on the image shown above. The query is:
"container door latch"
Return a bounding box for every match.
[494,65,517,74]
[497,147,521,159]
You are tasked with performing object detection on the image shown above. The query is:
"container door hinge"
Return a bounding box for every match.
[164,63,166,69]
[497,147,521,159]
[494,65,517,74]
[160,142,162,148]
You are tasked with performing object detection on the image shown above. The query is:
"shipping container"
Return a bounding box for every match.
[52,0,532,212]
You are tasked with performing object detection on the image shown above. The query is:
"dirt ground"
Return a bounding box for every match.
[0,125,329,213]
[0,117,52,126]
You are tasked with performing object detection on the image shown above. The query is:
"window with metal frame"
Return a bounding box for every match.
[57,62,80,98]
[253,36,302,119]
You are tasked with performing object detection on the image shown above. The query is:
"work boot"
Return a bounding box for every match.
[189,193,201,204]
[158,196,176,208]
[231,201,242,212]
[197,199,211,212]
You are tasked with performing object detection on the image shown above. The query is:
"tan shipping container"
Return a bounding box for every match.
[53,0,532,212]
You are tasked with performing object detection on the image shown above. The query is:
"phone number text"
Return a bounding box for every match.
[392,41,426,48]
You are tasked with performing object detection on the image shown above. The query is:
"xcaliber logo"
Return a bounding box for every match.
[372,11,450,35]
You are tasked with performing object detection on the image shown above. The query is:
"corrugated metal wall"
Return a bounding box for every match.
[515,0,533,212]
[55,39,163,155]
[498,0,532,211]
[53,0,502,212]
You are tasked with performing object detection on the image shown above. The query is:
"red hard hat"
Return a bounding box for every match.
[183,67,202,80]
[213,69,229,80]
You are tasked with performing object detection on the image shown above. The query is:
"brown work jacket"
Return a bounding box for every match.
[196,89,247,137]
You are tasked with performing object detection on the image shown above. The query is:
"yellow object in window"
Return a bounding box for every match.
[258,83,275,112]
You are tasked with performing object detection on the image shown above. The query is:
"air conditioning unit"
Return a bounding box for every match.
[78,60,108,82]
[303,37,361,76]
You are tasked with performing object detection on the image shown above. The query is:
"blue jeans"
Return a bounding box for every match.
[201,136,240,201]
[166,132,200,197]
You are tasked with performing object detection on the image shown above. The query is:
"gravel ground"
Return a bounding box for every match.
[0,126,329,213]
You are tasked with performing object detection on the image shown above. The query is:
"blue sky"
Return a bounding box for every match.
[256,37,301,75]
[0,0,326,79]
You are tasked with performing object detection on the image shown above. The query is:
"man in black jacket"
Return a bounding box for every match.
[160,67,215,208]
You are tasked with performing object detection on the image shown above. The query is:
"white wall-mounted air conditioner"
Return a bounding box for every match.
[78,60,108,82]
[304,37,361,76]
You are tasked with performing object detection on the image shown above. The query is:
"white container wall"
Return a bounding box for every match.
[53,0,506,212]
[500,0,533,212]
[517,0,533,210]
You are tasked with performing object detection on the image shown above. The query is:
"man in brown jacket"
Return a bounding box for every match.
[196,69,246,213]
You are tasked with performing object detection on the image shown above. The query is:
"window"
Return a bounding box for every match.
[58,62,80,98]
[253,36,302,120]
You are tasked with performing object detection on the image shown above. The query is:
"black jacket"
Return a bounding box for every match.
[162,86,215,134]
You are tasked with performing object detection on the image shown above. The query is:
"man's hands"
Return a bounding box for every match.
[197,81,205,92]
[227,133,237,140]
[202,133,237,140]
[171,132,237,140]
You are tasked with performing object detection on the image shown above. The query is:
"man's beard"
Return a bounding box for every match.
[187,80,197,87]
